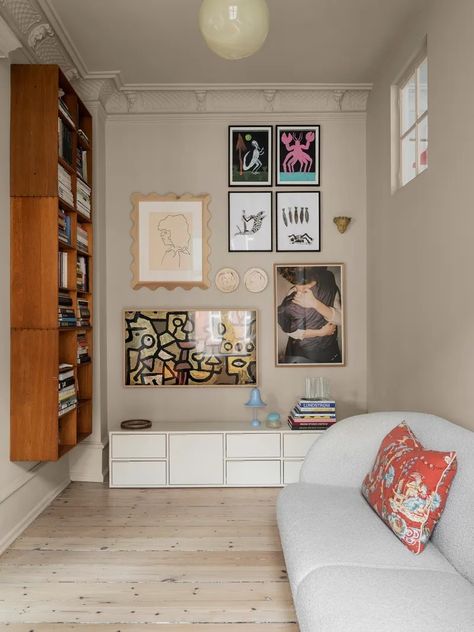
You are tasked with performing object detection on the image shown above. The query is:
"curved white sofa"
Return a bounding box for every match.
[277,412,474,632]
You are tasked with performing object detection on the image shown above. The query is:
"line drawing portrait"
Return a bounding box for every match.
[157,214,191,268]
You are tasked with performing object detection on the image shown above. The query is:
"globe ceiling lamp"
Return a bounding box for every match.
[199,0,270,60]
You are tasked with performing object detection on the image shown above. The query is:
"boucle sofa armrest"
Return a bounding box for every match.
[299,412,417,487]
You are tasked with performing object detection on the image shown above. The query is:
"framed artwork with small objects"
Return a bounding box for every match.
[228,191,272,252]
[276,191,321,252]
[229,126,273,186]
[276,125,320,186]
[124,309,258,387]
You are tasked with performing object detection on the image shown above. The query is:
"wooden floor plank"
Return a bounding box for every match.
[0,483,297,628]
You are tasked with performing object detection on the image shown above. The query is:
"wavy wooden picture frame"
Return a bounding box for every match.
[130,192,211,290]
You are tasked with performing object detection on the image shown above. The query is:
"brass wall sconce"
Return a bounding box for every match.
[333,216,352,234]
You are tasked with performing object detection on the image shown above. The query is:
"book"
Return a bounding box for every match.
[297,399,336,408]
[58,117,73,165]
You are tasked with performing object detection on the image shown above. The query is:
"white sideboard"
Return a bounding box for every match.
[109,421,323,488]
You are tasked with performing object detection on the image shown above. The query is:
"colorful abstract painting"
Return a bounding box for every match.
[276,125,320,186]
[124,309,258,387]
[229,126,272,186]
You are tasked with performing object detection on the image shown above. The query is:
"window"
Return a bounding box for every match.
[397,54,428,188]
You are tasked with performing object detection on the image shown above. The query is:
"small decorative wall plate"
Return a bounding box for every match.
[215,267,240,293]
[244,267,268,293]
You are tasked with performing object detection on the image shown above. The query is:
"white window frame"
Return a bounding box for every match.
[391,43,428,192]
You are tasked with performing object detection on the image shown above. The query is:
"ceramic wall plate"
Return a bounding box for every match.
[244,267,268,293]
[215,267,240,293]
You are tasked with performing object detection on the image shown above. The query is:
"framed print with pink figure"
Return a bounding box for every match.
[276,125,320,186]
[130,192,211,290]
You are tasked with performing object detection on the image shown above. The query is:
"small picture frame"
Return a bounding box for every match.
[228,191,273,252]
[276,191,321,252]
[276,125,320,186]
[229,126,273,187]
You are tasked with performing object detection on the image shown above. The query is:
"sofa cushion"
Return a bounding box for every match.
[361,421,457,554]
[277,483,456,593]
[295,565,474,632]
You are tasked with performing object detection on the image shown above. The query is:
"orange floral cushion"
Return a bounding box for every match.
[361,422,457,554]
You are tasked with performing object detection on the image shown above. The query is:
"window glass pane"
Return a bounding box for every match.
[418,116,428,173]
[401,73,416,134]
[401,129,416,185]
[418,59,428,116]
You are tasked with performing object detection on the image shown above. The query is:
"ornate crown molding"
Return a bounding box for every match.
[0,14,20,56]
[1,0,371,114]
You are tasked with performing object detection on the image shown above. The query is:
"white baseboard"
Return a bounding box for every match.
[0,475,70,554]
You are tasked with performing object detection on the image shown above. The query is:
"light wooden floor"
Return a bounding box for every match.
[0,482,298,631]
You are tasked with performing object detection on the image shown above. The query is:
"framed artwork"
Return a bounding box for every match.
[274,264,345,367]
[276,191,321,252]
[124,309,258,387]
[130,192,211,290]
[228,191,272,252]
[229,126,272,186]
[276,125,320,186]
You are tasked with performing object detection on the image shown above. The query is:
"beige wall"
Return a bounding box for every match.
[367,0,474,430]
[0,58,69,552]
[106,112,367,427]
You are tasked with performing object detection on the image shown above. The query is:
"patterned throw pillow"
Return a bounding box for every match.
[361,422,457,554]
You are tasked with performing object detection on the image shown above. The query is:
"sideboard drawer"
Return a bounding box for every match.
[283,460,304,484]
[226,460,281,486]
[111,460,167,487]
[226,433,280,458]
[283,432,321,458]
[111,433,166,459]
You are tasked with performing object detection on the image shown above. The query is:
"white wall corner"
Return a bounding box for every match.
[69,440,109,483]
[0,15,21,57]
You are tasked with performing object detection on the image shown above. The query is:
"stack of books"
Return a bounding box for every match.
[58,363,77,416]
[77,331,90,364]
[76,255,88,292]
[58,92,75,127]
[58,164,73,207]
[78,128,90,146]
[76,225,88,253]
[77,298,90,327]
[58,291,76,328]
[76,179,91,218]
[288,398,336,430]
[58,117,73,165]
[76,147,88,182]
[58,208,72,245]
[58,252,69,289]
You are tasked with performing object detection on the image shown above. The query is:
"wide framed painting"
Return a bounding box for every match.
[276,125,320,186]
[130,192,211,290]
[274,264,345,367]
[124,309,258,387]
[228,191,272,252]
[229,126,272,186]
[276,191,321,252]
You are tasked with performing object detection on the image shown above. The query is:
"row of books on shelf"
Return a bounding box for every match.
[58,253,89,292]
[77,331,91,364]
[58,116,73,165]
[58,363,77,417]
[76,225,89,252]
[59,291,91,327]
[58,208,72,245]
[76,147,88,183]
[58,163,73,207]
[287,398,336,431]
[77,179,91,218]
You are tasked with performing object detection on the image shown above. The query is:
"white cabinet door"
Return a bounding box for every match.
[226,433,280,458]
[283,432,321,458]
[111,460,167,487]
[283,460,304,485]
[169,434,224,485]
[226,460,281,486]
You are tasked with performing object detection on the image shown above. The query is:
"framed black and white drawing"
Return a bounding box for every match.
[229,126,273,187]
[276,191,321,252]
[228,192,273,252]
[276,125,320,186]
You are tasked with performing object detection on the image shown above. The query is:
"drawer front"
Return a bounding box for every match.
[226,460,281,486]
[111,460,167,487]
[169,434,224,485]
[226,433,280,458]
[283,460,304,485]
[283,432,321,458]
[111,433,166,459]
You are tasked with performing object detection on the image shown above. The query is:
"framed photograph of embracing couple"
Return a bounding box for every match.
[274,263,345,367]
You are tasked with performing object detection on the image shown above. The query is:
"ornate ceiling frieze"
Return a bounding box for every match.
[0,0,371,114]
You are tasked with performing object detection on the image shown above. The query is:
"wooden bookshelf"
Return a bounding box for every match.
[10,65,93,461]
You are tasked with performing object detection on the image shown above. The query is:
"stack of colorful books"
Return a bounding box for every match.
[288,398,336,430]
[58,364,77,416]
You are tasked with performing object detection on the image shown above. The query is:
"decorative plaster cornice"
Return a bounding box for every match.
[0,14,20,56]
[1,0,372,114]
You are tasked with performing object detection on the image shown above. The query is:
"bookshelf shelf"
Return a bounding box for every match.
[11,64,94,462]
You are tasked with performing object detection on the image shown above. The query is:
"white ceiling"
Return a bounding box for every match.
[46,0,425,86]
